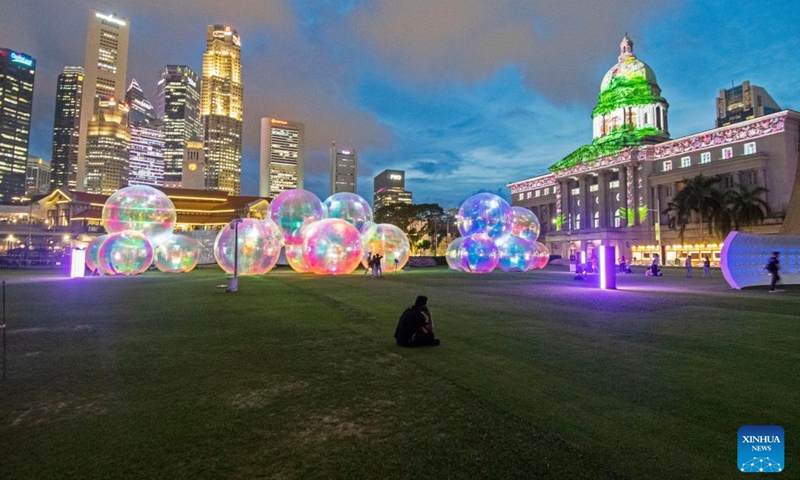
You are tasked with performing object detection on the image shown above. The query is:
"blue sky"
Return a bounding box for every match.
[1,0,799,209]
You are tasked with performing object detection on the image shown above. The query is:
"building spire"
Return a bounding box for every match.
[619,34,634,61]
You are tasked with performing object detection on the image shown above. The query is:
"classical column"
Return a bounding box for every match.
[598,170,608,228]
[581,175,591,230]
[619,166,628,227]
[626,164,638,226]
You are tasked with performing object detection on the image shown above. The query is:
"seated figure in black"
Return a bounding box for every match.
[394,296,440,347]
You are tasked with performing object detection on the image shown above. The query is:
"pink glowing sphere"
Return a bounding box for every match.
[302,219,364,275]
[97,230,154,276]
[457,193,512,238]
[85,234,109,273]
[445,237,465,271]
[102,185,176,247]
[214,218,282,275]
[532,242,550,269]
[154,234,200,273]
[268,189,325,246]
[284,244,313,273]
[324,192,374,233]
[510,206,540,243]
[495,234,535,272]
[458,234,499,273]
[360,223,411,271]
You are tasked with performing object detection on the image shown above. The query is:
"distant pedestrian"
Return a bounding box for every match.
[703,257,711,277]
[394,257,399,272]
[618,256,627,273]
[364,252,373,276]
[767,251,782,292]
[374,254,384,278]
[685,254,693,278]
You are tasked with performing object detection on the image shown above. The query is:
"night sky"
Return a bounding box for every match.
[1,0,798,208]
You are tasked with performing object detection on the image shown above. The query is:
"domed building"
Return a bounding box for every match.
[508,36,800,267]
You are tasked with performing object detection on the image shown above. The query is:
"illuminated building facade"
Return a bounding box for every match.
[330,143,357,194]
[0,48,35,203]
[716,81,781,128]
[50,66,84,190]
[126,79,165,186]
[26,156,51,198]
[508,36,800,267]
[157,65,201,188]
[76,10,130,192]
[84,97,130,195]
[259,118,305,197]
[201,25,242,195]
[181,140,206,190]
[374,169,412,210]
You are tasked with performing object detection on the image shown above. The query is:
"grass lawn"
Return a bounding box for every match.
[0,265,797,479]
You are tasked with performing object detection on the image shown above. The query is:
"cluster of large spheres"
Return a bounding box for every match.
[86,185,200,275]
[212,189,410,275]
[448,193,547,273]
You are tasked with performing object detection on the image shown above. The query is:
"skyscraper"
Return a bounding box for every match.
[330,143,357,195]
[374,169,412,211]
[259,118,305,197]
[26,156,51,198]
[76,10,130,191]
[84,97,130,195]
[156,65,201,188]
[0,48,35,203]
[716,81,781,127]
[50,66,84,191]
[126,79,165,187]
[201,25,242,195]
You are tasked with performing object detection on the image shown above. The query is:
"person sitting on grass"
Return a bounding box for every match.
[394,295,440,347]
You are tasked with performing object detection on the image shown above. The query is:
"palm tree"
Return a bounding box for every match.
[727,183,772,230]
[672,175,721,242]
[663,199,692,245]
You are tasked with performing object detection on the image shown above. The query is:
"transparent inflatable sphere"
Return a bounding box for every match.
[361,223,411,271]
[303,218,364,275]
[214,218,282,275]
[457,193,512,238]
[284,244,313,273]
[445,237,466,271]
[268,189,325,246]
[532,242,550,269]
[85,234,109,273]
[154,234,200,273]
[97,230,154,276]
[495,234,535,272]
[102,185,177,247]
[324,192,374,233]
[509,206,540,243]
[458,234,499,273]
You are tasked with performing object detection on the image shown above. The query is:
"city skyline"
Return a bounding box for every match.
[1,0,799,208]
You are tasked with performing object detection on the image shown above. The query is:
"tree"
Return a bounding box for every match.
[663,199,692,245]
[671,175,721,242]
[374,203,445,255]
[727,183,771,231]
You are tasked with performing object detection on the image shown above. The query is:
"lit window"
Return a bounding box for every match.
[681,156,691,168]
[526,192,532,199]
[609,180,619,188]
[663,160,673,172]
[744,142,756,155]
[593,211,599,228]
[543,188,549,195]
[571,187,580,195]
[535,190,541,197]
[700,152,711,164]
[575,214,581,230]
[589,184,599,192]
[722,147,733,159]
[518,193,524,200]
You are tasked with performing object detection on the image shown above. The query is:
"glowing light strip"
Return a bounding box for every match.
[71,249,86,277]
[95,12,126,26]
[599,247,607,290]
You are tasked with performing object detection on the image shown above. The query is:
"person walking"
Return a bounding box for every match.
[703,256,711,277]
[767,251,783,292]
[685,254,693,278]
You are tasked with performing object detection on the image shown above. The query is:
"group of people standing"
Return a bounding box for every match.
[364,252,384,278]
[684,254,712,278]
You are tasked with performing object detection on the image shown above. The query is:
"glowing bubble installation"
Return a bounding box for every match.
[214,218,282,275]
[97,230,154,275]
[457,193,512,238]
[284,244,313,273]
[303,218,364,275]
[102,185,177,246]
[360,223,411,271]
[510,206,540,243]
[324,192,373,233]
[154,234,200,273]
[268,189,325,246]
[531,242,550,269]
[495,234,535,272]
[85,234,109,273]
[458,234,499,273]
[445,237,466,271]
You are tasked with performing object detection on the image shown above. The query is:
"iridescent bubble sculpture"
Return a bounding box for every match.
[445,237,465,271]
[85,234,109,273]
[214,218,282,275]
[458,234,499,273]
[102,185,177,247]
[324,192,374,233]
[154,234,200,273]
[531,241,550,270]
[361,223,411,271]
[495,234,535,272]
[284,244,313,273]
[268,189,325,246]
[509,206,540,243]
[303,218,364,275]
[457,193,512,238]
[97,230,154,276]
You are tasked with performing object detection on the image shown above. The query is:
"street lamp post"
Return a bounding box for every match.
[228,218,243,292]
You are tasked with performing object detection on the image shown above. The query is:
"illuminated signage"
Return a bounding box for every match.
[271,119,288,125]
[10,52,33,67]
[95,12,126,27]
[187,77,196,88]
[389,174,402,181]
[341,150,351,155]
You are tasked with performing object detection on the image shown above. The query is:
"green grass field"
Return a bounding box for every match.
[1,266,797,479]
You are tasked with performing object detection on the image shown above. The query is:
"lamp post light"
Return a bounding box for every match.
[229,218,244,293]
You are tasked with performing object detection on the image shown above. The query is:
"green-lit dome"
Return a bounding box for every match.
[599,36,659,92]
